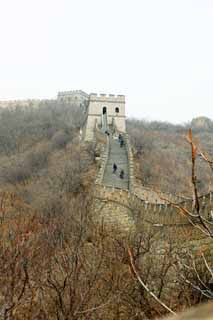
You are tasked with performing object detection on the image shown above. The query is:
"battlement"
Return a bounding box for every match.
[0,99,53,108]
[94,127,213,231]
[89,93,125,103]
[58,90,89,98]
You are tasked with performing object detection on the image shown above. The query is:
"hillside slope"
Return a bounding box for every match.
[127,118,213,197]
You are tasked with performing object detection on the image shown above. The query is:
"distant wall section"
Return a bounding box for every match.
[57,90,89,110]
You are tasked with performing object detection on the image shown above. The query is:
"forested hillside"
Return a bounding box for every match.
[0,101,96,210]
[0,102,212,199]
[0,102,212,319]
[127,117,213,196]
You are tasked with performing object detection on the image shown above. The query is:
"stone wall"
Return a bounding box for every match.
[94,184,213,225]
[0,99,48,108]
[95,135,110,185]
[124,133,135,192]
[134,185,190,204]
[92,126,213,236]
[91,125,213,309]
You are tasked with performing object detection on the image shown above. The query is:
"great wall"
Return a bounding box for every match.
[2,91,212,239]
[78,93,212,233]
[1,91,213,315]
[79,92,213,303]
[1,91,212,239]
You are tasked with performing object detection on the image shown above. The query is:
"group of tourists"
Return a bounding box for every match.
[113,163,124,179]
[105,130,110,136]
[112,134,126,179]
[104,131,124,148]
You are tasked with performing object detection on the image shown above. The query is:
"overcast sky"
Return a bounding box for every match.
[0,0,213,123]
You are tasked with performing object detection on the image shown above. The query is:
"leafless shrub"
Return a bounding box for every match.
[0,158,31,184]
[51,130,72,150]
[127,118,212,195]
[24,143,51,173]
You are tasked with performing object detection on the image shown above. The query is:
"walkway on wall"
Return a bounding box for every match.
[93,128,213,234]
[102,135,129,189]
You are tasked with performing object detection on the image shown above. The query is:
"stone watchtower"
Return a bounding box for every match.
[57,90,89,110]
[84,93,126,141]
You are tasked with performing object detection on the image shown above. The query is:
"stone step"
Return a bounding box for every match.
[94,131,134,231]
[102,135,130,189]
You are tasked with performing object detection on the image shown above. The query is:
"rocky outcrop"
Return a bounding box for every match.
[191,117,212,130]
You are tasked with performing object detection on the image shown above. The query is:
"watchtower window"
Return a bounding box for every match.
[103,107,107,114]
[115,107,119,113]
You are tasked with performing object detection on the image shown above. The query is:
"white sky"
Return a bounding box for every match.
[0,0,213,123]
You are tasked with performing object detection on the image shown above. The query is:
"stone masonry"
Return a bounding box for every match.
[89,98,213,253]
[57,90,89,107]
[92,124,213,303]
[84,93,126,141]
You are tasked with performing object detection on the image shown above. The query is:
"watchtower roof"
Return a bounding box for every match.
[89,93,125,103]
[58,90,89,98]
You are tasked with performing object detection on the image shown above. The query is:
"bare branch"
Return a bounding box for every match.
[128,247,176,316]
[199,151,213,173]
[202,253,213,279]
[179,274,213,299]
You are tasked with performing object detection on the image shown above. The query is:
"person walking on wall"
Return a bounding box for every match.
[113,163,117,174]
[120,139,124,148]
[120,169,124,179]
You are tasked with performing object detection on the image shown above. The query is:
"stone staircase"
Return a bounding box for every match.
[91,122,213,307]
[93,128,136,231]
[102,135,129,189]
[93,122,213,234]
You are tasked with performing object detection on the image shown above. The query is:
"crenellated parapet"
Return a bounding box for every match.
[94,182,213,236]
[89,93,125,103]
[0,99,53,108]
[95,135,110,185]
[124,133,135,192]
[91,113,213,305]
[92,100,213,240]
[58,90,89,100]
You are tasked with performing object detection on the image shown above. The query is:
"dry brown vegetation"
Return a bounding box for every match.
[127,117,213,196]
[0,101,95,205]
[1,193,206,319]
[0,103,212,319]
